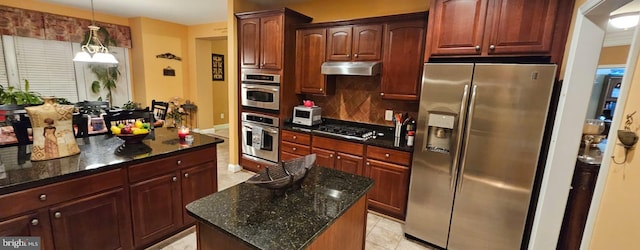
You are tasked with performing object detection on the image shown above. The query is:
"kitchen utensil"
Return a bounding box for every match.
[303,100,314,107]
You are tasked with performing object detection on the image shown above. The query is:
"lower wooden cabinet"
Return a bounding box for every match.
[312,147,336,169]
[0,210,54,250]
[335,153,364,176]
[365,159,410,220]
[50,188,133,250]
[181,163,217,224]
[130,172,182,247]
[312,136,365,176]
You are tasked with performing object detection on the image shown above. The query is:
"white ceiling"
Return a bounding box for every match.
[604,0,640,47]
[36,0,228,25]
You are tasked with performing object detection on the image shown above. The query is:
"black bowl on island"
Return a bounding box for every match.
[116,133,149,144]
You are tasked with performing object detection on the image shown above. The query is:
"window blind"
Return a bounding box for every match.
[13,36,79,102]
[0,37,8,88]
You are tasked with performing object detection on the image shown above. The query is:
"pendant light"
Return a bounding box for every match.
[72,0,119,64]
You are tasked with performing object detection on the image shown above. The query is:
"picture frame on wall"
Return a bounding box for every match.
[212,54,224,81]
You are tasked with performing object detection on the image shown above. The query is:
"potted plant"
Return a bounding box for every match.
[0,80,43,107]
[90,64,120,106]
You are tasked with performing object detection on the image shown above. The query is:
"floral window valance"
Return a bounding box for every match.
[0,5,131,48]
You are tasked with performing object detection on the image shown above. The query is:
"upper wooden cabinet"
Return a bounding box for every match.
[296,28,331,95]
[380,20,426,101]
[426,0,562,58]
[237,9,312,70]
[327,24,383,61]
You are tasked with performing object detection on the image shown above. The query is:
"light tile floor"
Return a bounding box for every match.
[148,128,434,250]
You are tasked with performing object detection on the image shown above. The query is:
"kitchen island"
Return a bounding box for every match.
[186,166,374,250]
[0,128,224,249]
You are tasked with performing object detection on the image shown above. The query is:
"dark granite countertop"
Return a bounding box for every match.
[282,120,414,152]
[186,166,374,250]
[0,127,224,195]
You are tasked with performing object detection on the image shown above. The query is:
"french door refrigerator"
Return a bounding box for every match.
[404,63,556,250]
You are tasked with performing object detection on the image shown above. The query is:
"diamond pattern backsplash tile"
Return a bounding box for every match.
[307,76,418,126]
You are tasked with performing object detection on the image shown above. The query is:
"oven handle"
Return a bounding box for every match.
[242,123,279,134]
[242,85,279,92]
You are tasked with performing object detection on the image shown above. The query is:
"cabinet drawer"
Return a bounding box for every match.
[366,146,411,166]
[241,156,274,172]
[313,136,364,155]
[128,147,216,183]
[281,141,311,155]
[0,169,123,219]
[282,130,311,145]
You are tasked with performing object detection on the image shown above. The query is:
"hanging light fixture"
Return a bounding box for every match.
[73,0,118,64]
[609,12,640,30]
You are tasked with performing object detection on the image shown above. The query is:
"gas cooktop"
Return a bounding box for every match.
[314,124,375,141]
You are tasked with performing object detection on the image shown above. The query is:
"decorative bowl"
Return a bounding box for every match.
[246,154,316,190]
[116,133,149,144]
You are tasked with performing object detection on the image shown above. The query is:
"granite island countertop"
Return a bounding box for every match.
[186,166,374,250]
[0,127,224,195]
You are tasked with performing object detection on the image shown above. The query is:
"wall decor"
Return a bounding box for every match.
[163,66,175,76]
[212,54,224,81]
[156,52,182,61]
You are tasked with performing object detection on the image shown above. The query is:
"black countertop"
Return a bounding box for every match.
[0,127,224,195]
[282,120,414,152]
[186,166,374,250]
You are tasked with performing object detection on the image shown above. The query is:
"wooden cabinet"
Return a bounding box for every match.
[50,188,132,250]
[426,0,561,58]
[238,16,283,70]
[0,169,129,250]
[312,136,364,176]
[296,28,331,95]
[327,24,383,61]
[380,20,426,101]
[128,148,218,247]
[280,130,312,161]
[365,146,412,219]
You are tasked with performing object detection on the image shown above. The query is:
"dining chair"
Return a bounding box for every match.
[151,99,169,127]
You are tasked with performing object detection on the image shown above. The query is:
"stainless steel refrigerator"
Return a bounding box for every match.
[404,63,556,250]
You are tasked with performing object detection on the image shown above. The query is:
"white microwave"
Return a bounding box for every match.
[292,106,322,126]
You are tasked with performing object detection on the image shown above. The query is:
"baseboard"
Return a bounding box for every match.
[227,163,242,173]
[214,123,229,130]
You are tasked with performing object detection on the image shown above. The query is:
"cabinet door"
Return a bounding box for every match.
[260,15,284,69]
[130,173,181,247]
[0,210,54,250]
[484,0,558,55]
[312,147,336,169]
[381,20,426,101]
[428,0,488,56]
[352,24,383,61]
[181,162,217,225]
[50,188,133,250]
[281,151,304,161]
[239,18,260,69]
[327,26,353,61]
[296,28,328,94]
[336,153,364,176]
[366,160,410,219]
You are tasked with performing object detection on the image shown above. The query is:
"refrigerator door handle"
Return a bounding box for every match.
[451,84,470,192]
[457,85,477,191]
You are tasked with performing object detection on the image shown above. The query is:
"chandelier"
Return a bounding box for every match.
[72,0,118,64]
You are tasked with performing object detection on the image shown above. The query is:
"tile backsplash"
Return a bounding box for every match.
[305,76,419,126]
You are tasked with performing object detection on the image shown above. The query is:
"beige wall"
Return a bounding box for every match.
[599,45,630,66]
[589,45,640,248]
[211,39,229,125]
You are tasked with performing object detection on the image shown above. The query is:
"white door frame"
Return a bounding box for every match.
[529,0,638,249]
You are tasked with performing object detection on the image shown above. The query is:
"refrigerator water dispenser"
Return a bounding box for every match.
[426,113,455,153]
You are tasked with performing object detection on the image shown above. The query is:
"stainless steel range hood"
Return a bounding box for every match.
[321,61,381,76]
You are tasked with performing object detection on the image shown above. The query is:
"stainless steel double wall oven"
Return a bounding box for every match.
[240,73,281,163]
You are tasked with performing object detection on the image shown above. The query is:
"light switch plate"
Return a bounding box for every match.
[385,110,393,121]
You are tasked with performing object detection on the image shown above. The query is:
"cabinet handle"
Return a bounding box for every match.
[184,173,189,178]
[257,165,261,169]
[366,162,370,166]
[39,194,47,201]
[329,154,334,158]
[292,147,297,151]
[31,219,39,226]
[337,156,341,159]
[292,135,297,140]
[177,160,182,166]
[346,54,350,58]
[54,212,61,219]
[385,153,390,158]
[475,45,481,51]
[172,176,178,182]
[489,44,496,50]
[354,53,359,58]
[319,88,323,92]
[380,93,384,96]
